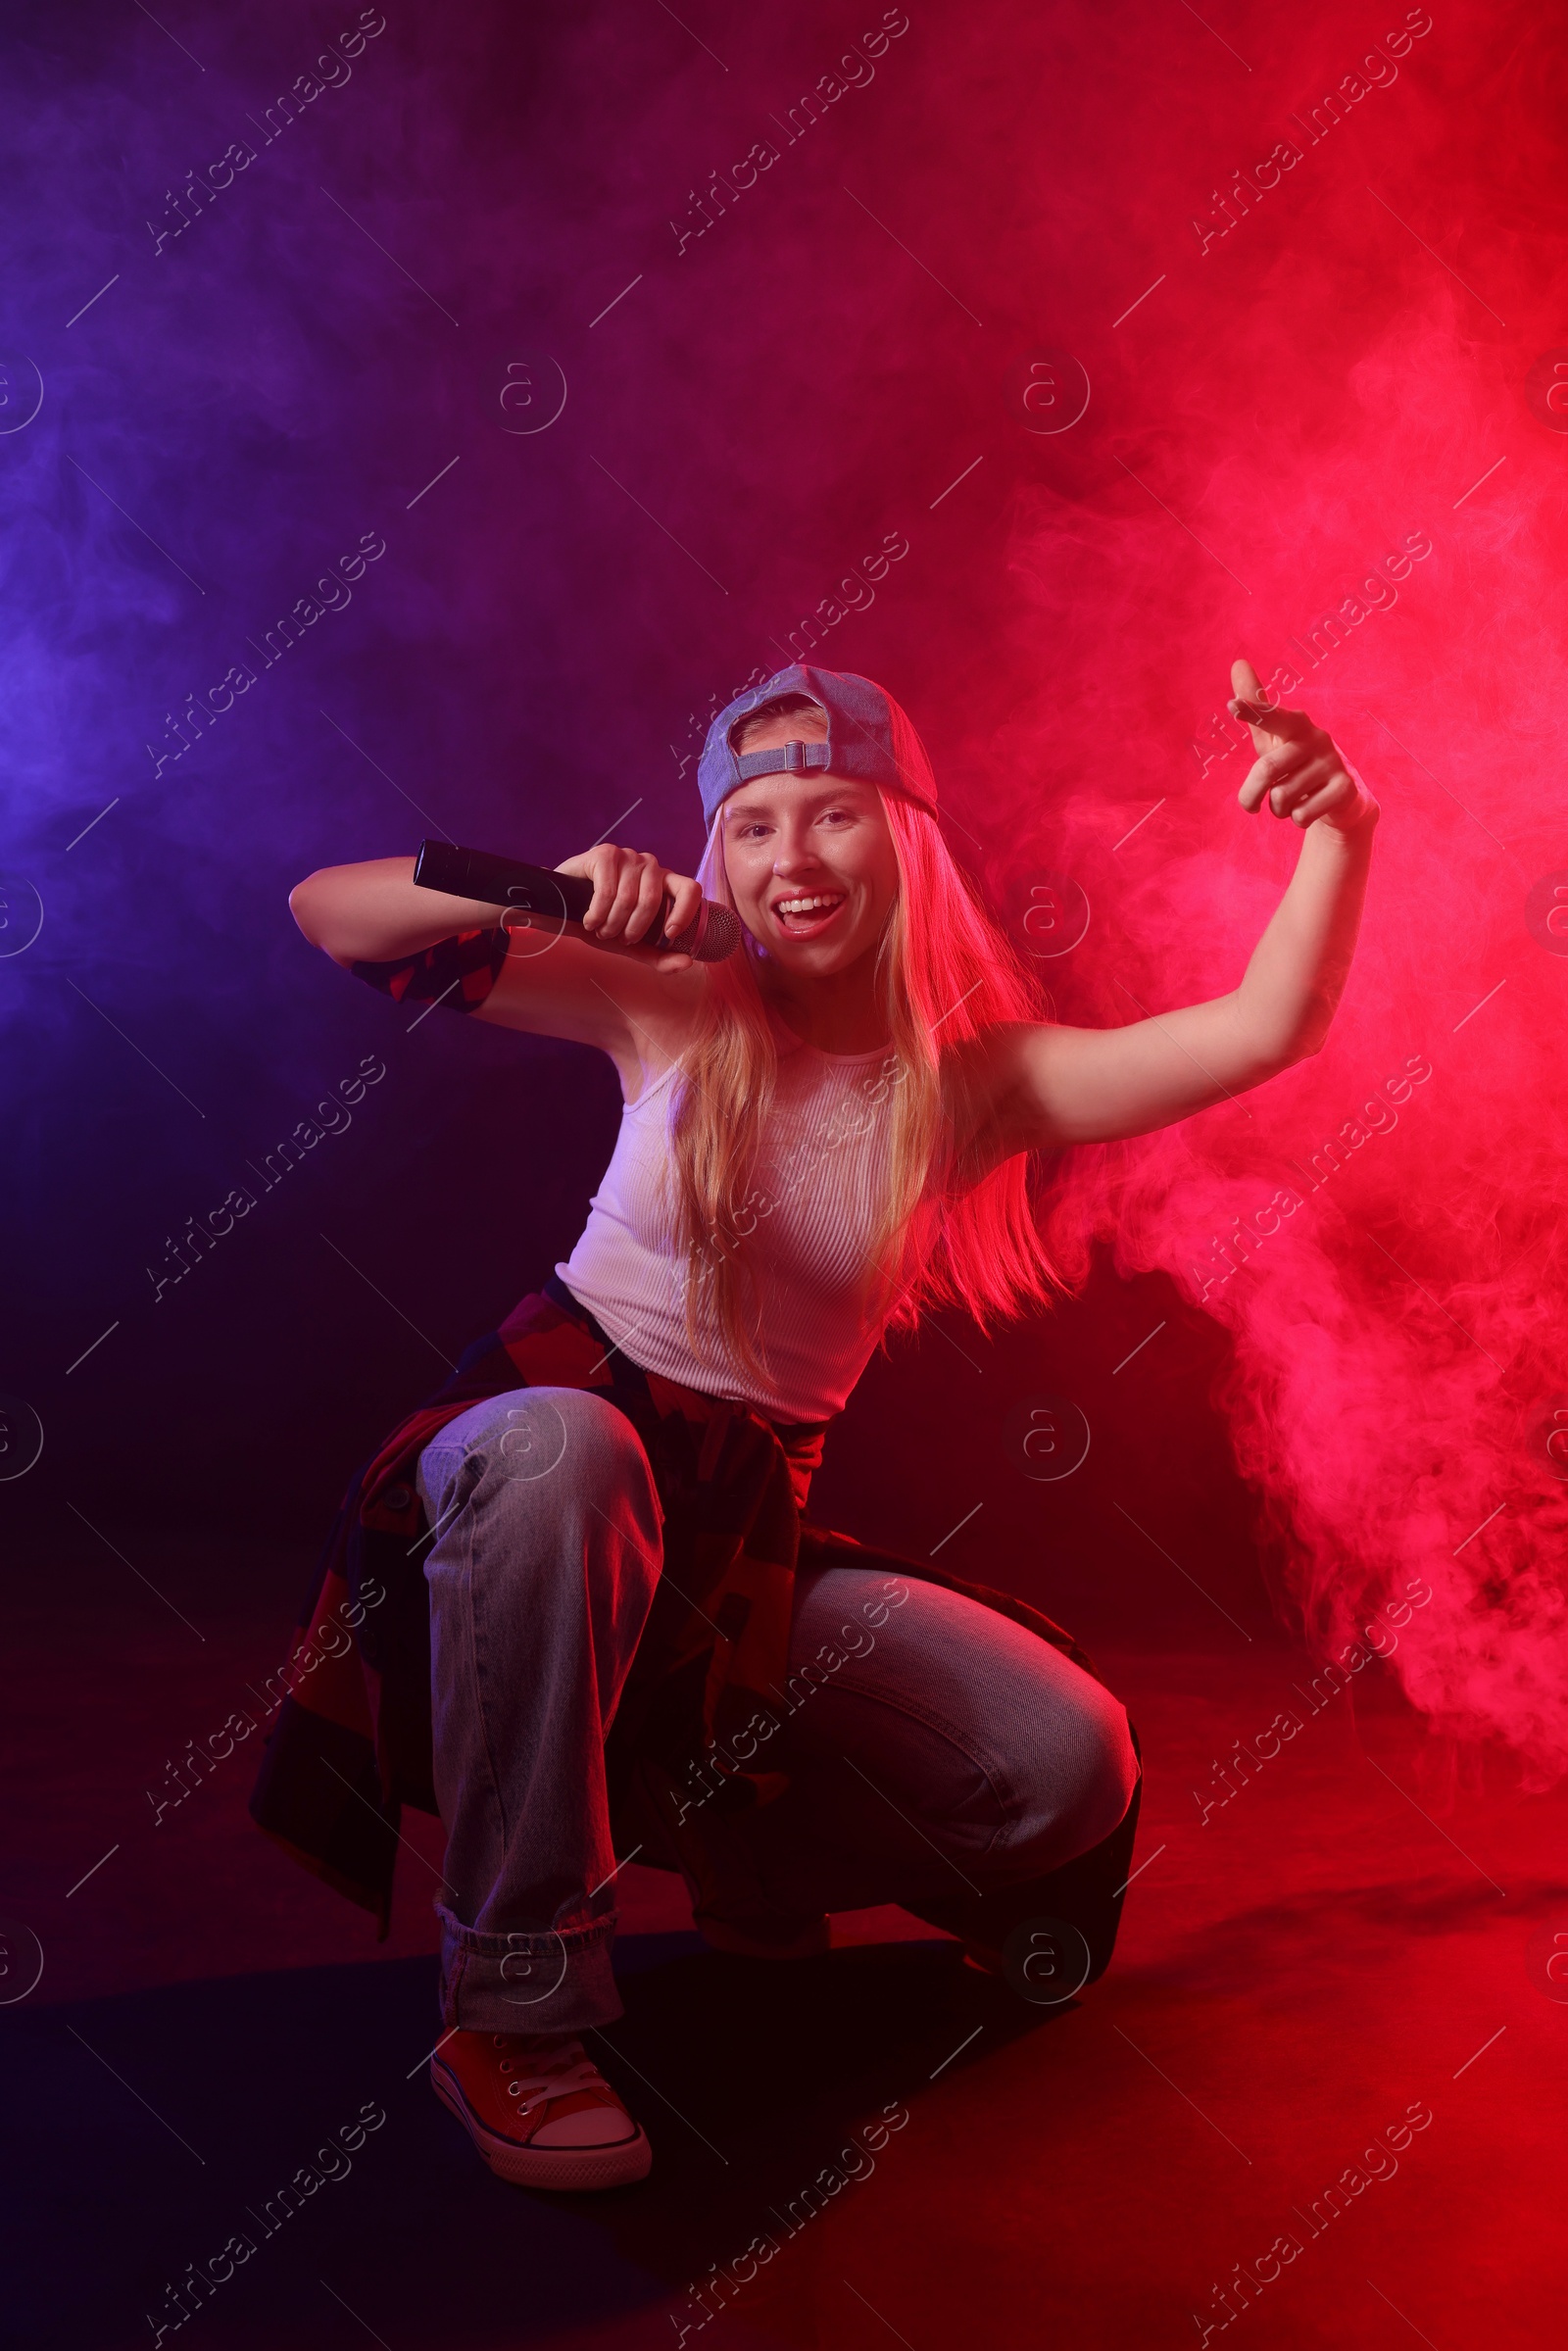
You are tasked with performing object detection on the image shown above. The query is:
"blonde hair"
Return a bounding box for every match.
[668,694,1064,1373]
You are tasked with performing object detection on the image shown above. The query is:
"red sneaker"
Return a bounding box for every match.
[431,2029,651,2191]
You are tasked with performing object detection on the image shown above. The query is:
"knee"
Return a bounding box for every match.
[1009,1677,1138,1866]
[487,1388,653,1496]
[422,1389,660,1548]
[1054,1685,1139,1855]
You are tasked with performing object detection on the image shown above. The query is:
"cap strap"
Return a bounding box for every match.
[734,741,833,781]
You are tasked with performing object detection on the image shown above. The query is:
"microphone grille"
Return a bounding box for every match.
[677,900,743,962]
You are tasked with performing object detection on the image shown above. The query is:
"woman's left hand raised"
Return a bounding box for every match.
[1228,659,1379,835]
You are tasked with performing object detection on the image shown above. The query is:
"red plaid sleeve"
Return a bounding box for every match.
[350,925,510,1014]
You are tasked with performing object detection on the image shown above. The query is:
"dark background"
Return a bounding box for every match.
[0,0,1410,1649]
[6,7,1568,2348]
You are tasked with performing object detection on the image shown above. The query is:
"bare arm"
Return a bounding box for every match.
[973,661,1380,1156]
[289,846,710,1091]
[290,856,502,965]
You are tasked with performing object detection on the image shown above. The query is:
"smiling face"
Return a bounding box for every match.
[719,713,901,976]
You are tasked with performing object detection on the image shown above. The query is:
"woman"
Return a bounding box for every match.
[261,659,1376,2193]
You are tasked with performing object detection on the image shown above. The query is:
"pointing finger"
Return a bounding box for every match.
[1228,657,1304,747]
[1230,658,1268,709]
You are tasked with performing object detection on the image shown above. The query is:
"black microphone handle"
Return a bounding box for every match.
[412,841,741,962]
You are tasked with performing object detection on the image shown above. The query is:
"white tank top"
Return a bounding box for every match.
[559,1014,933,1423]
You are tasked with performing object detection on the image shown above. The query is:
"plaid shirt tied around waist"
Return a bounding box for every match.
[249,1279,1096,1931]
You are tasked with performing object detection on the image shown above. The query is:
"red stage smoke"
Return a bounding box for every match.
[981,265,1568,1776]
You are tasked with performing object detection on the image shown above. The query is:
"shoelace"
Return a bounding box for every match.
[490,2033,607,2120]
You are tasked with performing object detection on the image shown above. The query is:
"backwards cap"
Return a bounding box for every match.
[697,663,938,829]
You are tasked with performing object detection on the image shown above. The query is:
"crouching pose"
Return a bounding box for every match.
[255,661,1375,2190]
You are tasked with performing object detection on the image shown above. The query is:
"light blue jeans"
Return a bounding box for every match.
[416,1388,1137,2033]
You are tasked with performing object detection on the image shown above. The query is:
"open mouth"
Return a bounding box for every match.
[770,891,847,939]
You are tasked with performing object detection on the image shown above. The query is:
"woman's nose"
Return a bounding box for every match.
[772,839,820,875]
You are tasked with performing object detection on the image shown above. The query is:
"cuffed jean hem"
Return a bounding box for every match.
[435,1903,624,2034]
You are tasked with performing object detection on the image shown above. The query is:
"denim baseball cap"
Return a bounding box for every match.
[697,663,938,829]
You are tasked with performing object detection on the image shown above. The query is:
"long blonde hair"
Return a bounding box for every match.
[669,698,1064,1372]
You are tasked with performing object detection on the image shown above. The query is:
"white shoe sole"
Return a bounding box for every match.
[431,2059,653,2191]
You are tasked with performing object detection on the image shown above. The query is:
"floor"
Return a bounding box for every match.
[5,1540,1565,2351]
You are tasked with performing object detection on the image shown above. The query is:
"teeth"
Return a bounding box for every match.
[776,896,843,915]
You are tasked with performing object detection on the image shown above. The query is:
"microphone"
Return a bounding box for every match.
[412,840,742,963]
